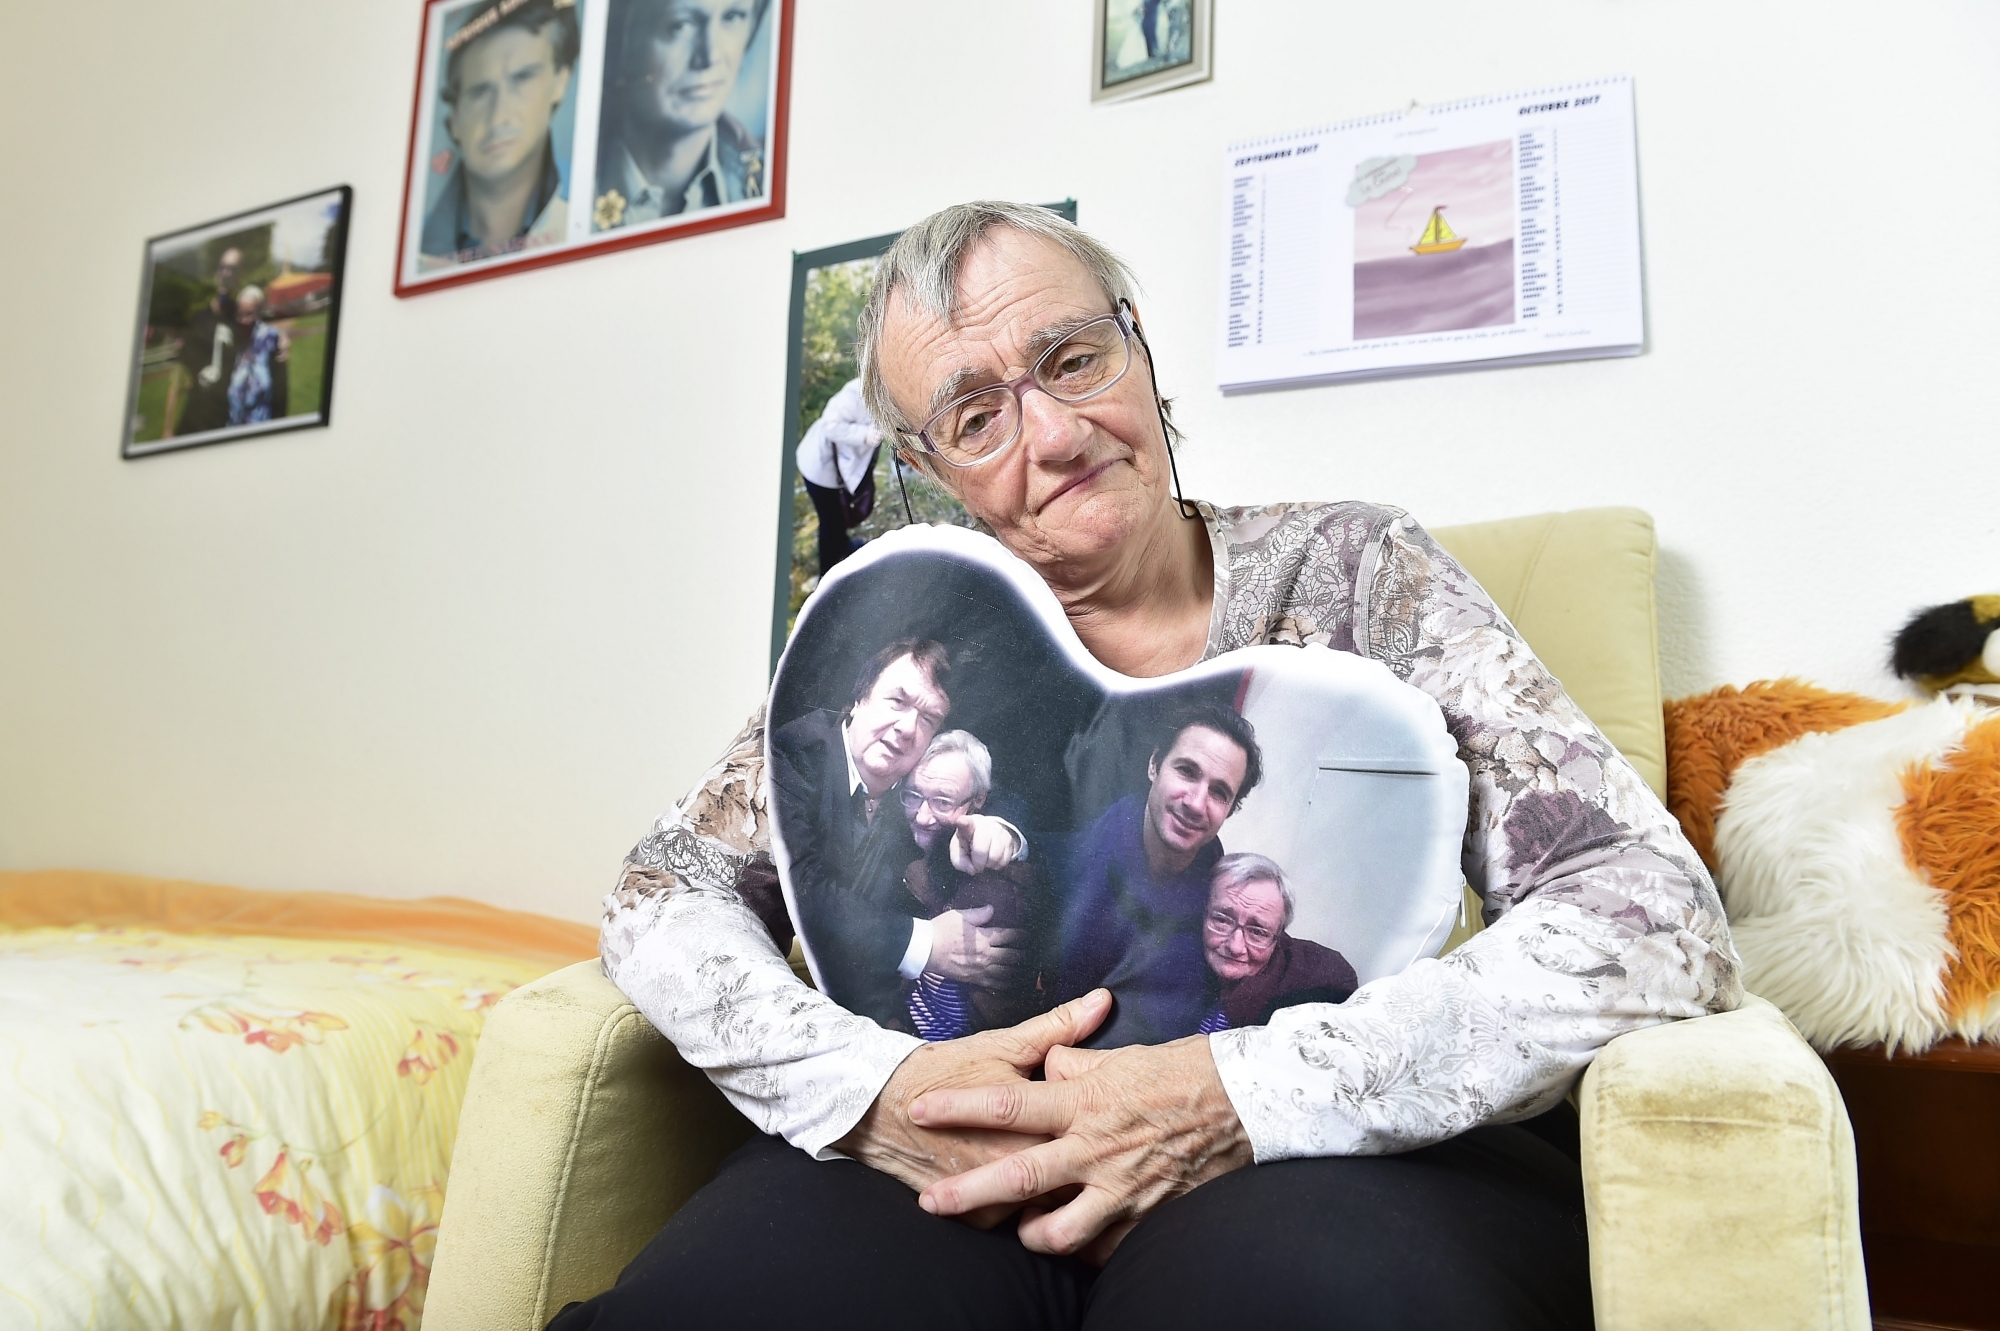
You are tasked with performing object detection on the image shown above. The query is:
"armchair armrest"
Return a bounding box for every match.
[425,960,753,1331]
[1579,994,1868,1330]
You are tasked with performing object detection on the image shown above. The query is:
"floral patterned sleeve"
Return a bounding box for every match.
[1202,503,1742,1160]
[598,709,921,1158]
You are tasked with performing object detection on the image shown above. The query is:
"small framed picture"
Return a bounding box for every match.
[122,186,351,459]
[770,204,1076,672]
[394,0,793,296]
[1092,0,1212,104]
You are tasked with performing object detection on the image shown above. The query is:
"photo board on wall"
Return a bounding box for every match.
[769,202,1077,673]
[123,186,351,459]
[394,0,793,296]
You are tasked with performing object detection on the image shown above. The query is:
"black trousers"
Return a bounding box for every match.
[546,1108,1592,1331]
[803,477,853,578]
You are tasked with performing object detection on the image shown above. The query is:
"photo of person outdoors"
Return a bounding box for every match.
[167,245,247,436]
[780,250,981,643]
[222,285,289,426]
[1194,853,1356,1033]
[1055,702,1264,1047]
[417,0,582,271]
[592,0,771,233]
[794,376,881,578]
[125,188,348,458]
[768,638,1029,1031]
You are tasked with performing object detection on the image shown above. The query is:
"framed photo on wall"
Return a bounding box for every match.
[122,186,351,459]
[394,0,794,296]
[1092,0,1212,103]
[769,203,1077,672]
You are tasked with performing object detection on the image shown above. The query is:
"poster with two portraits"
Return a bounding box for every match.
[394,0,791,295]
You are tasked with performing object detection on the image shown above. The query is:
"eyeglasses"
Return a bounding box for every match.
[898,306,1139,469]
[900,789,972,818]
[1204,910,1277,950]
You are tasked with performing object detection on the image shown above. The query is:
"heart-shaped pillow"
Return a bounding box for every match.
[768,525,1468,1047]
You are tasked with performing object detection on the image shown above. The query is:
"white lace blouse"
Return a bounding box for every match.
[600,501,1740,1162]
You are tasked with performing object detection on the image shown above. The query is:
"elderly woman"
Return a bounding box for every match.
[569,202,1737,1330]
[1194,852,1356,1033]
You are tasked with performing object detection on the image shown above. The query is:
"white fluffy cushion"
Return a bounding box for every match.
[1715,697,1989,1050]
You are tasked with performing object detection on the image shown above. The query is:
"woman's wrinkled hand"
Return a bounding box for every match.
[908,1032,1253,1264]
[833,990,1113,1230]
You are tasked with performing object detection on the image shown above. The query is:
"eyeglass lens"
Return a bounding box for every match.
[900,790,964,817]
[1206,911,1275,947]
[922,316,1130,465]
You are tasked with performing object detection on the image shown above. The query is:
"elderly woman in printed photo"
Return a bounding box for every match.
[897,729,1048,1041]
[224,286,289,426]
[1193,853,1355,1034]
[576,201,1737,1330]
[592,0,767,232]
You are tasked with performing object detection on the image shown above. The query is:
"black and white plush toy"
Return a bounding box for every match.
[1892,595,2000,699]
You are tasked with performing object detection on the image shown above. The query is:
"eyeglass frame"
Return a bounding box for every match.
[893,300,1146,470]
[899,787,976,819]
[1203,907,1279,950]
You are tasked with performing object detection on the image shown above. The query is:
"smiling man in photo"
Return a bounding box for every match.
[420,0,579,267]
[593,0,767,231]
[1057,702,1264,1045]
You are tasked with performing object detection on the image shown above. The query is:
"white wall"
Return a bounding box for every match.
[2,1,1995,922]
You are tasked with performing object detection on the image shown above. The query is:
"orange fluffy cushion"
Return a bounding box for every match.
[1664,679,1904,869]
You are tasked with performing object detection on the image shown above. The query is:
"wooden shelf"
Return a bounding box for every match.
[1822,1041,2000,1331]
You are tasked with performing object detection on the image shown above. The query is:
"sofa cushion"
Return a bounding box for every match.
[424,961,752,1331]
[1431,507,1667,798]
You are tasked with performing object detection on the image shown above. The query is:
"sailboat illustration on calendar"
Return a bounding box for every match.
[1409,206,1468,255]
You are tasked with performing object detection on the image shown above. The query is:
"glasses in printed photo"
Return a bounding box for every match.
[1204,909,1278,950]
[898,304,1140,469]
[900,789,973,819]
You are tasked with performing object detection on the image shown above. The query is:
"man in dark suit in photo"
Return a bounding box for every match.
[769,639,1026,1030]
[168,247,244,437]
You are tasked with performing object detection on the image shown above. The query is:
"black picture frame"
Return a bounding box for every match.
[122,185,352,459]
[768,201,1077,674]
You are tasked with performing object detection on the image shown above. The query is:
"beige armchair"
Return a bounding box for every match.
[425,509,1869,1331]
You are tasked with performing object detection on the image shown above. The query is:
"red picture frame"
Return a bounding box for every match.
[393,0,792,297]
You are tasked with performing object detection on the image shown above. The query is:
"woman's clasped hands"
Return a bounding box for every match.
[837,988,1253,1267]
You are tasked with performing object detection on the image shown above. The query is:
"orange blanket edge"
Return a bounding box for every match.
[0,869,600,970]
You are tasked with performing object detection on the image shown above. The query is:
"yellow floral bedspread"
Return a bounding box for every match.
[0,873,595,1331]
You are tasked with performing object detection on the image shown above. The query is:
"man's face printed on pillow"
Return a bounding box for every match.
[847,654,948,794]
[1145,726,1247,862]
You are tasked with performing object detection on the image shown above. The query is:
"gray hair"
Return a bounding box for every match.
[237,284,265,309]
[856,201,1142,459]
[918,729,992,801]
[1210,852,1294,931]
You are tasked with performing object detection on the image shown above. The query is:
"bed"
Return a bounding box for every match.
[0,870,597,1331]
